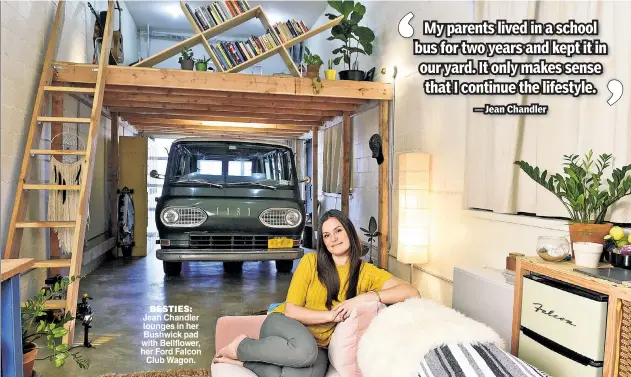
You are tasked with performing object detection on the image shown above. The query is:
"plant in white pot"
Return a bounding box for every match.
[515,150,631,260]
[22,275,90,376]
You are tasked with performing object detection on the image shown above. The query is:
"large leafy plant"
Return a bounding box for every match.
[515,150,631,224]
[22,275,90,369]
[325,0,375,71]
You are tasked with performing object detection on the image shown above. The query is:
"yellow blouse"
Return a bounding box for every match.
[271,252,394,347]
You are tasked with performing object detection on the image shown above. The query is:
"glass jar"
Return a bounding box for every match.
[536,236,571,262]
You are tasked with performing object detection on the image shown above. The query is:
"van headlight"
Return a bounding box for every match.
[260,208,302,228]
[162,209,179,225]
[160,207,207,227]
[285,210,301,226]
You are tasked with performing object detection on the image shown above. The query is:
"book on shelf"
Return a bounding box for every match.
[271,19,309,43]
[184,1,251,31]
[210,28,285,70]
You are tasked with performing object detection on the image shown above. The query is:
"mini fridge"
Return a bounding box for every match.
[518,274,608,377]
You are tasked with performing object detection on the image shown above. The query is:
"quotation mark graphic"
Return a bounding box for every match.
[398,12,414,38]
[607,79,623,106]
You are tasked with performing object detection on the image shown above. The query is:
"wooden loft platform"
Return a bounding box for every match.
[50,61,392,267]
[51,62,393,139]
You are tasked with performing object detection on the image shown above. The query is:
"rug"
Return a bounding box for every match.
[98,369,209,377]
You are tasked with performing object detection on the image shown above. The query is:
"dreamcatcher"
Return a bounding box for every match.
[47,132,90,255]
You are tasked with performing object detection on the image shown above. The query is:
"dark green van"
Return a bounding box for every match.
[150,138,308,276]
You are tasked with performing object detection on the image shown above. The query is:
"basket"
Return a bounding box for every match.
[618,300,631,376]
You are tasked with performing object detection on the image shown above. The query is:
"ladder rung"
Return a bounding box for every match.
[42,86,95,94]
[37,117,91,123]
[30,149,87,156]
[23,184,81,190]
[33,259,72,268]
[17,221,76,228]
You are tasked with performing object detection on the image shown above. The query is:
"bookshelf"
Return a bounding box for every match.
[133,1,342,77]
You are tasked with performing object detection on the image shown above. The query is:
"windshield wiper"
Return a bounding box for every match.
[171,179,224,188]
[224,181,277,190]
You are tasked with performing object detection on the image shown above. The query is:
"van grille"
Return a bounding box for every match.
[188,235,298,250]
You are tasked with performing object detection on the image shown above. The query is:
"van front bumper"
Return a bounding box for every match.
[156,248,304,262]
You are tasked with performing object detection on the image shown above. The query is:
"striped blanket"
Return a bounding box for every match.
[420,343,551,377]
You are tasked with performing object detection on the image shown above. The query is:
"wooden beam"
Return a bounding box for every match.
[110,113,119,240]
[52,63,394,100]
[341,112,351,216]
[4,1,66,259]
[124,118,312,129]
[103,86,367,106]
[140,130,297,140]
[378,100,389,269]
[311,125,319,247]
[123,115,317,126]
[134,124,305,136]
[111,108,325,122]
[103,99,342,117]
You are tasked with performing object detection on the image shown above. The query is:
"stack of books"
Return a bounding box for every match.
[271,19,309,43]
[184,1,251,31]
[211,29,282,70]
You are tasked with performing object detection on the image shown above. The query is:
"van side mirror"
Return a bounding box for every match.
[300,176,311,184]
[150,170,164,179]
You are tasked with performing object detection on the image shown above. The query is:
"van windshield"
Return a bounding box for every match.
[165,141,296,188]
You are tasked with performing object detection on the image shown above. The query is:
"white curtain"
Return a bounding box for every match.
[465,0,631,223]
[322,122,343,193]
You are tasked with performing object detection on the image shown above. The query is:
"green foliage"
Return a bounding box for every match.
[328,58,334,70]
[194,55,210,64]
[303,47,323,67]
[178,47,194,63]
[21,275,90,370]
[325,0,375,71]
[515,150,631,224]
[360,216,381,257]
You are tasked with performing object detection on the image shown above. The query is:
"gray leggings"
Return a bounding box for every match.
[237,313,329,377]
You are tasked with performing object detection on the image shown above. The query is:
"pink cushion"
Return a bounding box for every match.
[327,301,386,377]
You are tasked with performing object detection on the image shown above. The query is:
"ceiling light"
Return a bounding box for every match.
[163,3,182,18]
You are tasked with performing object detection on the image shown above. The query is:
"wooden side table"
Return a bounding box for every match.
[512,256,631,377]
[2,258,34,377]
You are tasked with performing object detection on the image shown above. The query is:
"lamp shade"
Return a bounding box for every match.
[397,152,430,264]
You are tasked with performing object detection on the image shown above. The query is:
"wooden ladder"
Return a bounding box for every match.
[3,0,115,345]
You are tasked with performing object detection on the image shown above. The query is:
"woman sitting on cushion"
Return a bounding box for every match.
[213,209,420,377]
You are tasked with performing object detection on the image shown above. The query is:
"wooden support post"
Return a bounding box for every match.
[378,100,389,269]
[511,258,525,355]
[311,126,319,246]
[110,113,119,240]
[341,112,351,216]
[49,83,64,276]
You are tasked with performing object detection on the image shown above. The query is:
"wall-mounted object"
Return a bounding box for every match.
[397,152,430,264]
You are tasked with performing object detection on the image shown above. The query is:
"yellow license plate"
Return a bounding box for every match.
[268,238,293,249]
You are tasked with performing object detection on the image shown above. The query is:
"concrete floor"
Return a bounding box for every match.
[35,248,301,377]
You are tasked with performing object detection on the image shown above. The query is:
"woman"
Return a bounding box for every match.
[213,209,420,377]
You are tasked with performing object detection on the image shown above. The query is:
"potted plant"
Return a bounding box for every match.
[22,275,90,376]
[515,150,631,258]
[360,216,381,264]
[194,55,211,71]
[178,47,194,70]
[325,59,336,80]
[325,0,375,81]
[303,47,323,79]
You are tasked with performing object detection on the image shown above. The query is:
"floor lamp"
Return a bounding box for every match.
[396,152,431,284]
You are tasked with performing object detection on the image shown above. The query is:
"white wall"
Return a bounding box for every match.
[309,1,631,307]
[138,34,290,74]
[1,0,139,299]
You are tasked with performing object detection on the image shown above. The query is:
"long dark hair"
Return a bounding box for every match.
[316,209,363,310]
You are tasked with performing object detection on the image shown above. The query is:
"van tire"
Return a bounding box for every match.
[163,261,182,276]
[223,261,243,273]
[275,260,294,273]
